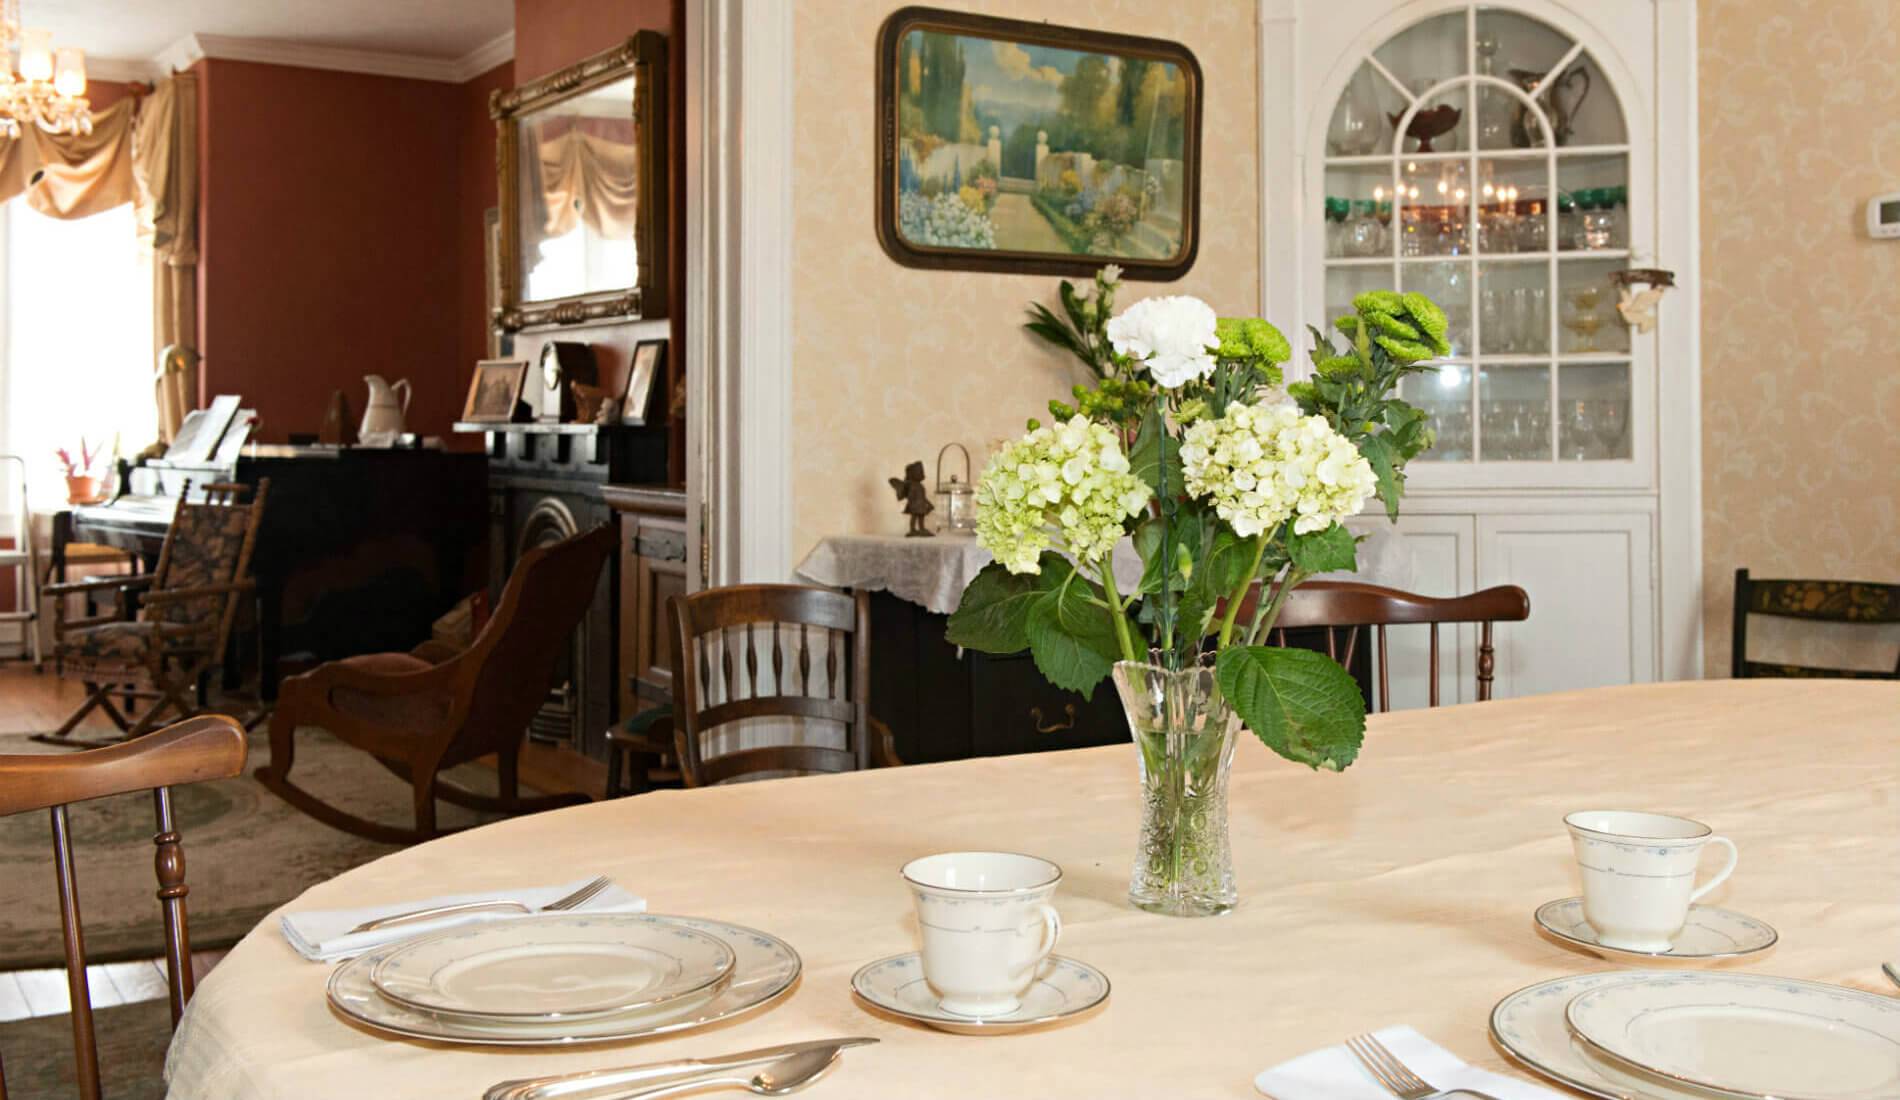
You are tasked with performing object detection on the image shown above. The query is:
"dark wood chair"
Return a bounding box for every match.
[660,584,897,788]
[1731,568,1900,679]
[254,525,614,842]
[1258,580,1531,711]
[0,714,247,1100]
[36,481,268,749]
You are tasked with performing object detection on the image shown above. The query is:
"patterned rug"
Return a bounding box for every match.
[0,726,525,970]
[0,999,172,1100]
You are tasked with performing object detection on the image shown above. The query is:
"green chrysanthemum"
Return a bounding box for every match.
[1215,316,1292,365]
[1375,334,1436,361]
[1363,310,1422,342]
[1315,355,1362,376]
[1352,290,1406,316]
[1400,292,1451,356]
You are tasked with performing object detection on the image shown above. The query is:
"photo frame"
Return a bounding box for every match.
[621,339,666,426]
[463,359,530,423]
[875,6,1202,279]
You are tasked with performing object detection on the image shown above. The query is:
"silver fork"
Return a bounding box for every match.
[351,875,611,934]
[1344,1033,1501,1100]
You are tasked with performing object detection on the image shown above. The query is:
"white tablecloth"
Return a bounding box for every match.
[793,521,1413,615]
[165,681,1899,1098]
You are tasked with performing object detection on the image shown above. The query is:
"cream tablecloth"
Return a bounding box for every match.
[165,681,1899,1098]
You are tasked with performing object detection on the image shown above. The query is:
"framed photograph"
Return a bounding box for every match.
[622,339,666,426]
[875,6,1202,280]
[463,359,529,423]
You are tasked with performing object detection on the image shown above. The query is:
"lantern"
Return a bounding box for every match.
[936,443,976,536]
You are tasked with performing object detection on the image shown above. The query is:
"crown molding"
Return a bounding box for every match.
[149,29,514,85]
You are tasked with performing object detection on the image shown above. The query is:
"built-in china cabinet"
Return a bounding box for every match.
[1266,0,1701,703]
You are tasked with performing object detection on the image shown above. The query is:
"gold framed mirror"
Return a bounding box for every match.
[492,32,668,331]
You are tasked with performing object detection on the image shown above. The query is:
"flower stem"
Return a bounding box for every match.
[1097,560,1141,664]
[1245,566,1307,647]
[1214,537,1268,648]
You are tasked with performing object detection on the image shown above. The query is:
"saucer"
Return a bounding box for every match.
[850,953,1108,1035]
[1534,897,1777,963]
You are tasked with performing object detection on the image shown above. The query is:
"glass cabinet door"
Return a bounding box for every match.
[1317,4,1643,484]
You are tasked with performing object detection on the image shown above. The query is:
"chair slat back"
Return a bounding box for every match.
[1269,580,1530,711]
[1731,568,1900,679]
[668,585,871,786]
[0,715,247,1100]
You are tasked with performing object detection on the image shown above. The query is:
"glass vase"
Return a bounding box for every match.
[1112,653,1239,918]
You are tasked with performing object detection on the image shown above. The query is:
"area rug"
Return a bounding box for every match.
[0,998,171,1100]
[0,727,529,970]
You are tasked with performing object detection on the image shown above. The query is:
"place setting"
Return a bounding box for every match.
[1259,808,1899,1100]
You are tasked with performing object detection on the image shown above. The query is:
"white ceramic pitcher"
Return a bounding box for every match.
[359,375,411,443]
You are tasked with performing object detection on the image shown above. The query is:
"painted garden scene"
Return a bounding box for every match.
[879,12,1200,275]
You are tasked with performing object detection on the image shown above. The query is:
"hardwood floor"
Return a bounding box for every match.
[0,951,227,1022]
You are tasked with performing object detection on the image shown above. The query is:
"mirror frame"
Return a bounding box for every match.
[491,32,669,332]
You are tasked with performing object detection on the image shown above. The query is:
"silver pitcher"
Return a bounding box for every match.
[1509,65,1591,147]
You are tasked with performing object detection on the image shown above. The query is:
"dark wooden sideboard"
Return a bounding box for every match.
[602,485,688,720]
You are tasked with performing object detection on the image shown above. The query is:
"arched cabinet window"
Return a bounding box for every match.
[1313,5,1648,487]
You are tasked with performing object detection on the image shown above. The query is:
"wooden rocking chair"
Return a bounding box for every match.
[254,525,614,842]
[35,481,268,749]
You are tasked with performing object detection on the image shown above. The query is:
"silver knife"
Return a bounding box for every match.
[482,1038,879,1100]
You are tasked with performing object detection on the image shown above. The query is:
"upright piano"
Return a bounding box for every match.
[70,446,488,698]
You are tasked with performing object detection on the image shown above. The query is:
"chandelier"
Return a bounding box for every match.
[1,0,91,139]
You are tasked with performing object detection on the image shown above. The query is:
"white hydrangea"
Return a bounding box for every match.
[1104,295,1219,389]
[1179,403,1378,538]
[975,415,1153,573]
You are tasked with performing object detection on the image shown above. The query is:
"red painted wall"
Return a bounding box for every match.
[514,0,674,82]
[194,59,463,440]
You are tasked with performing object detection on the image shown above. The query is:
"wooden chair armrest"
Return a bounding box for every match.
[408,639,465,665]
[607,711,673,755]
[139,580,257,606]
[870,716,903,768]
[286,652,464,703]
[42,573,156,597]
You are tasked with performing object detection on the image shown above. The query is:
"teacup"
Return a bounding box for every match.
[901,851,1062,1017]
[1565,810,1738,951]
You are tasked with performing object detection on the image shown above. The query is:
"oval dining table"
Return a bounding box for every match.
[164,680,1899,1098]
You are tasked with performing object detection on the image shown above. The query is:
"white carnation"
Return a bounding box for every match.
[1180,403,1378,540]
[1105,295,1219,389]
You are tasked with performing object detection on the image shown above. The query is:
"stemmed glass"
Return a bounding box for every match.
[1592,398,1629,458]
[1563,400,1597,461]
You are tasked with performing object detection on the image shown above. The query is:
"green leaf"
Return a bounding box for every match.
[1216,646,1366,771]
[1288,522,1358,575]
[1058,280,1088,329]
[1128,402,1180,499]
[1357,432,1404,522]
[946,559,1054,653]
[1204,529,1258,594]
[1025,578,1121,695]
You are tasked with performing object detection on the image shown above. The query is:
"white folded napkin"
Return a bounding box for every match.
[1256,1025,1564,1100]
[280,877,647,962]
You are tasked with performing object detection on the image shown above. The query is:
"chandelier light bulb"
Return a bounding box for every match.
[53,47,84,96]
[19,26,52,82]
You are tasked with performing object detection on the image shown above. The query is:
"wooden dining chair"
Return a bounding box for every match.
[1262,580,1531,711]
[664,585,898,787]
[1731,569,1900,679]
[0,714,247,1100]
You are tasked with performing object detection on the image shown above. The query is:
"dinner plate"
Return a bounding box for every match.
[1534,897,1777,964]
[851,953,1108,1035]
[327,915,799,1046]
[370,913,735,1020]
[1566,973,1900,1100]
[1490,971,1741,1100]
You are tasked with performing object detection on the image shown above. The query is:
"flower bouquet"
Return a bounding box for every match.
[948,271,1445,915]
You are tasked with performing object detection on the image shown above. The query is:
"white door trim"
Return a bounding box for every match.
[686,0,796,588]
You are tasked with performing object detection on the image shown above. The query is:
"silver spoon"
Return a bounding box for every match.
[1883,962,1899,990]
[614,1048,841,1099]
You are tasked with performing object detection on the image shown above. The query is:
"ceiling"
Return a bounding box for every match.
[20,0,513,69]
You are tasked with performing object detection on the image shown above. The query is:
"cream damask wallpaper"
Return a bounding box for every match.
[790,0,1260,559]
[1698,0,1900,676]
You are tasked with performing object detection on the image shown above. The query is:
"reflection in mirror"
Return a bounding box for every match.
[516,75,640,304]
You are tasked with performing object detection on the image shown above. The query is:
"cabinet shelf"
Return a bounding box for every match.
[1325,249,1631,267]
[1324,144,1631,168]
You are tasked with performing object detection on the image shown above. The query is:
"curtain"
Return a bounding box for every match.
[0,99,137,218]
[539,129,639,240]
[133,74,199,442]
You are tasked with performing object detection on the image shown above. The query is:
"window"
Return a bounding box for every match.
[0,198,156,506]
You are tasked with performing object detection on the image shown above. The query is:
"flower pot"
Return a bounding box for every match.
[64,476,102,505]
[1112,653,1239,917]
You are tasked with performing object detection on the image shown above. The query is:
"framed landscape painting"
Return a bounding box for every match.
[875,7,1202,279]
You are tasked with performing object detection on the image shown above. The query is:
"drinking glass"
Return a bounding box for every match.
[1480,286,1511,354]
[1563,400,1598,460]
[1342,201,1386,257]
[1512,286,1549,354]
[1593,398,1629,458]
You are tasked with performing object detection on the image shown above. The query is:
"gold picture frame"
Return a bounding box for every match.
[463,359,530,423]
[492,32,669,332]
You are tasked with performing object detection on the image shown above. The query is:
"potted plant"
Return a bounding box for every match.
[56,437,108,505]
[948,270,1444,916]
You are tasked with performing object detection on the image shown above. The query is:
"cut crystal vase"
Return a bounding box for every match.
[1112,652,1239,917]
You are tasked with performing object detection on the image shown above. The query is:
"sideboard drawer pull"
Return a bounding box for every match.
[1029,703,1077,734]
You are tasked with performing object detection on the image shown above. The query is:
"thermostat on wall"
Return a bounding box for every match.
[1867,191,1900,239]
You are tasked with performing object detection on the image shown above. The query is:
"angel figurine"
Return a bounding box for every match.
[889,460,935,537]
[1616,285,1665,334]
